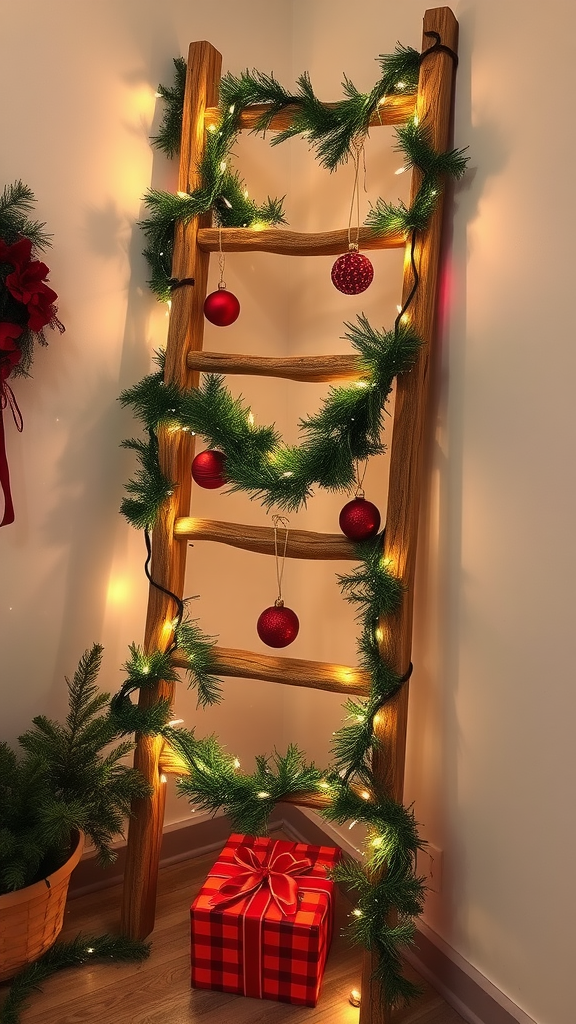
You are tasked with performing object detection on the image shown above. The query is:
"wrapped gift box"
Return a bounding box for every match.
[191,832,341,1006]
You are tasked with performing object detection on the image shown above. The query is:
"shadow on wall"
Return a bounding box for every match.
[406,1,511,943]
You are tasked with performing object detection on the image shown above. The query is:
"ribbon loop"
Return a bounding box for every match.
[210,841,313,917]
[0,380,23,528]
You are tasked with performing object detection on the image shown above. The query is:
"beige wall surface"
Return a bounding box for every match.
[1,2,574,1022]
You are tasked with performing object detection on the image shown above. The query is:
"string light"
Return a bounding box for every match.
[233,757,241,769]
[247,411,255,427]
[360,790,370,801]
[257,791,270,799]
[352,908,363,917]
[168,718,184,727]
[348,820,358,830]
[395,166,407,175]
[396,80,406,89]
[375,626,384,643]
[160,774,167,784]
[219,160,227,173]
[349,989,362,1007]
[207,123,217,132]
[86,947,95,954]
[177,191,189,199]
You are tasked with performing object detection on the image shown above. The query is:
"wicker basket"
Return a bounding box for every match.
[0,831,84,982]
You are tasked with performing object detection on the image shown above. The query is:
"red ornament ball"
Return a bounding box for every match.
[257,601,299,648]
[191,450,227,489]
[339,497,381,541]
[331,249,374,295]
[203,286,240,326]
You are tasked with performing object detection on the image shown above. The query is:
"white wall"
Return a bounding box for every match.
[1,3,575,1023]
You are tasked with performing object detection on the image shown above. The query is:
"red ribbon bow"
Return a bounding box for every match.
[211,842,313,917]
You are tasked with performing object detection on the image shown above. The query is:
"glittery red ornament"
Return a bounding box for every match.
[191,450,227,489]
[339,496,381,541]
[204,285,240,326]
[331,248,374,295]
[257,601,299,648]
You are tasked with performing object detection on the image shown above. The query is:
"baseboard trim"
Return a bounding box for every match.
[69,808,537,1024]
[405,923,538,1024]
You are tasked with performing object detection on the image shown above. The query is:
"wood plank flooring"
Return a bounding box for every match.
[0,831,466,1024]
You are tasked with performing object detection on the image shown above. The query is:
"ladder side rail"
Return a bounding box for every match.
[360,8,459,1022]
[121,41,222,941]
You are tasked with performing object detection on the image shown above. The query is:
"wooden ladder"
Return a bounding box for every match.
[121,8,458,1022]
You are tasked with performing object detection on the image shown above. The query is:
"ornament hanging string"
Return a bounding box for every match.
[347,141,365,251]
[0,380,23,528]
[354,458,368,499]
[218,223,226,289]
[272,514,290,605]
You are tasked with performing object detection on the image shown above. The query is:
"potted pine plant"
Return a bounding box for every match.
[0,644,150,981]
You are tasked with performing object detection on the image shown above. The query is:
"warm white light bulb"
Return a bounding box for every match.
[219,160,227,172]
[349,988,362,1007]
[352,908,363,918]
[257,791,270,799]
[233,758,241,769]
[395,166,407,175]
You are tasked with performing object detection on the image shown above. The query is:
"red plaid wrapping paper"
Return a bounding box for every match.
[190,833,341,1006]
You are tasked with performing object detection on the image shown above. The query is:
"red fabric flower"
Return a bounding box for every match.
[0,323,23,381]
[1,236,58,332]
[0,237,34,270]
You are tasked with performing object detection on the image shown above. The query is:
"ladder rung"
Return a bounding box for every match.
[185,351,363,383]
[175,518,358,559]
[172,646,370,695]
[197,225,404,256]
[204,94,416,132]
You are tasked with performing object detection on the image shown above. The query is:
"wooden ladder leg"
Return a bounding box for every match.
[121,40,222,941]
[359,7,459,1021]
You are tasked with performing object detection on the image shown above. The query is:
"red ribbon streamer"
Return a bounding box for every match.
[0,380,23,528]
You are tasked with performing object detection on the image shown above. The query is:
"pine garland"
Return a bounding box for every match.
[0,935,150,1024]
[143,50,467,299]
[120,315,420,522]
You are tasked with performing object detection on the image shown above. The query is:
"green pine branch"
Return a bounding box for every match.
[151,57,187,157]
[0,181,51,249]
[0,934,150,1024]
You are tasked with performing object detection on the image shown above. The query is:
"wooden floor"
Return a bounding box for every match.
[1,831,466,1024]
